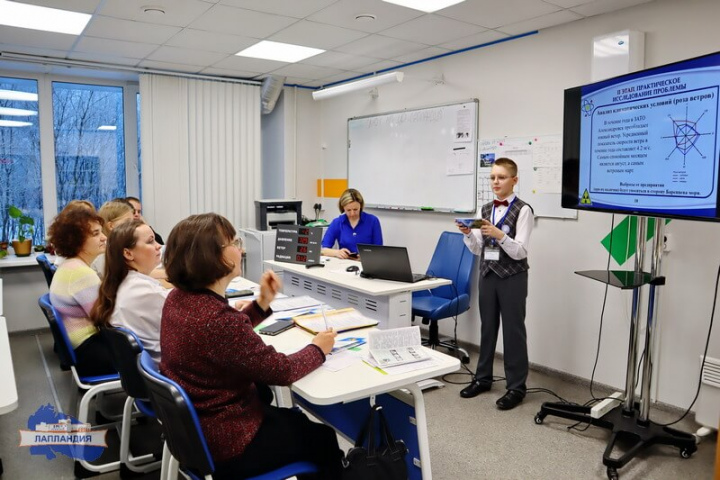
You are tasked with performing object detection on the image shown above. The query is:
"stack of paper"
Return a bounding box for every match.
[367,326,429,368]
[293,308,378,334]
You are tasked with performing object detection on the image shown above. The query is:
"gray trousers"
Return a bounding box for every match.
[474,270,529,392]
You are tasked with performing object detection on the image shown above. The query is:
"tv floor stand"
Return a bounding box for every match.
[534,217,697,480]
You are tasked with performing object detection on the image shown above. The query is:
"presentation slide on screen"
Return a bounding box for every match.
[579,63,720,215]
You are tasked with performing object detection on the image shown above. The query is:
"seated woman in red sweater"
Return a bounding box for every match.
[160,213,342,479]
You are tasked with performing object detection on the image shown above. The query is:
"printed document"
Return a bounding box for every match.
[368,326,429,367]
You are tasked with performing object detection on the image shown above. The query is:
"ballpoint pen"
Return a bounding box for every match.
[321,303,329,331]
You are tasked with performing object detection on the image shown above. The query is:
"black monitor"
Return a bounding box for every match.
[562,50,720,221]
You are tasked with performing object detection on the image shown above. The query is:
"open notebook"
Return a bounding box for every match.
[293,307,378,334]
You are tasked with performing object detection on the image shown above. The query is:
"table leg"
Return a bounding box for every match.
[405,383,432,480]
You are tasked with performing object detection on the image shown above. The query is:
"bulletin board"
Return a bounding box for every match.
[348,100,478,213]
[477,134,577,219]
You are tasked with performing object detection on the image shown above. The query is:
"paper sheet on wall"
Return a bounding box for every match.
[455,108,473,142]
[446,147,473,175]
[533,167,562,194]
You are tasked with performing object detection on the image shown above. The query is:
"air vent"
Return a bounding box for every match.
[700,356,720,388]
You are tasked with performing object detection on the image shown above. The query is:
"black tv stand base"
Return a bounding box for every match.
[535,402,697,479]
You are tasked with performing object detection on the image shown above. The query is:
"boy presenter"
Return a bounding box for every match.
[456,158,534,410]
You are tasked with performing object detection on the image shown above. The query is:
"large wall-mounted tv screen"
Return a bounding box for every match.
[562,51,720,221]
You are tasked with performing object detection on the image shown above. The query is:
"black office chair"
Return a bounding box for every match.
[137,351,319,480]
[38,294,123,477]
[100,326,162,474]
[36,253,56,287]
[412,231,476,364]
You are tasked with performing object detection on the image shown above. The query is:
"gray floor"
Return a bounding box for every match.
[0,330,716,480]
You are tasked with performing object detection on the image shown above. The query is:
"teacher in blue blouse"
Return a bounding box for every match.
[321,188,383,259]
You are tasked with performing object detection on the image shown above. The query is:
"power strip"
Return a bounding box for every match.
[590,392,624,419]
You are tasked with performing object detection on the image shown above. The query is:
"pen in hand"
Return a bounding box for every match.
[321,303,329,331]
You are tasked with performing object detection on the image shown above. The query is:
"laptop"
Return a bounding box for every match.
[356,244,429,283]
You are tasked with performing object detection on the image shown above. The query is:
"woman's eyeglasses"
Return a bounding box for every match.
[222,238,243,249]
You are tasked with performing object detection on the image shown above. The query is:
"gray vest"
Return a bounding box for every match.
[479,198,530,278]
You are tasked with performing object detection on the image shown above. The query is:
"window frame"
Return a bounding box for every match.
[0,67,140,234]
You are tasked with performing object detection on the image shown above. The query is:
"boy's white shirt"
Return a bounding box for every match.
[463,193,533,260]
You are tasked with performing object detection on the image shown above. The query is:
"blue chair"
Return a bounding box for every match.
[35,253,57,288]
[100,326,162,474]
[38,294,123,477]
[412,231,476,364]
[137,351,319,480]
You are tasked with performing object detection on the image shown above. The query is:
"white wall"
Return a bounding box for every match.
[290,0,720,409]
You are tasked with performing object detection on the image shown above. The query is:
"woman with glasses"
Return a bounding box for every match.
[160,213,342,479]
[91,219,170,362]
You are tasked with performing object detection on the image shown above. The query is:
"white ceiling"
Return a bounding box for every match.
[0,0,654,87]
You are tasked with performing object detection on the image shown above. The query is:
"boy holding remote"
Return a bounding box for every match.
[455,157,534,410]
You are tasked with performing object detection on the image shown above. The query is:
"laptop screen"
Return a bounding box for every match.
[357,244,417,283]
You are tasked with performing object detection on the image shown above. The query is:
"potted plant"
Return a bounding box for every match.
[8,205,34,257]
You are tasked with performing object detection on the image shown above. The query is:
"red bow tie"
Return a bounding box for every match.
[493,199,509,207]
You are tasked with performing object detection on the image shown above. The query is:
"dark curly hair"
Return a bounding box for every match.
[48,209,105,258]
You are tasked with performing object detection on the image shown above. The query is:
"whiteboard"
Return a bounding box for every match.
[477,135,577,219]
[348,100,478,213]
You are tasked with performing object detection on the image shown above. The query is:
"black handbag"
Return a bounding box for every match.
[342,404,409,480]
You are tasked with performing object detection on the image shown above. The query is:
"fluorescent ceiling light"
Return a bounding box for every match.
[97,125,117,131]
[0,107,37,116]
[0,89,38,102]
[382,0,466,13]
[0,0,91,35]
[236,40,324,63]
[312,71,404,101]
[0,120,33,127]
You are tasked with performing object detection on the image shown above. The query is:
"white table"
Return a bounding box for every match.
[0,316,19,475]
[265,258,451,329]
[262,325,460,480]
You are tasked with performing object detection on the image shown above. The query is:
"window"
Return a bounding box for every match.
[53,82,126,211]
[0,77,43,244]
[0,72,139,248]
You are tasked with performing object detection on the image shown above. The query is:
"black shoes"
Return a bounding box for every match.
[496,390,525,410]
[459,380,491,398]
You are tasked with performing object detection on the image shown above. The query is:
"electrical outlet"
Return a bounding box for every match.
[590,391,624,419]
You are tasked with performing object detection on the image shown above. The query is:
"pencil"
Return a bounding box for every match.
[321,304,329,331]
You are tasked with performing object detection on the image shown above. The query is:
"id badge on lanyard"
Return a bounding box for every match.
[485,201,513,262]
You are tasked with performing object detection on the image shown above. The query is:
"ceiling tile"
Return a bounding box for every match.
[212,54,287,73]
[335,35,426,59]
[97,0,214,27]
[84,16,181,44]
[352,59,403,74]
[283,76,318,86]
[570,0,654,17]
[381,14,486,45]
[308,0,424,34]
[16,0,102,14]
[0,43,70,59]
[438,0,561,29]
[269,63,346,80]
[74,37,160,59]
[269,20,368,50]
[315,71,368,86]
[146,46,228,66]
[189,5,298,38]
[302,51,383,71]
[498,9,583,35]
[67,51,141,67]
[199,66,261,79]
[439,30,510,50]
[393,46,451,64]
[0,27,77,50]
[136,59,206,73]
[542,0,595,8]
[218,0,337,19]
[165,29,257,54]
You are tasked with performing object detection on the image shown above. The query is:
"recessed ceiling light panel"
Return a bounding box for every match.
[0,0,91,35]
[97,125,117,131]
[0,107,37,116]
[0,89,38,102]
[382,0,465,13]
[236,40,325,63]
[0,119,33,128]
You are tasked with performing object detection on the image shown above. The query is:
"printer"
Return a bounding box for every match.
[255,199,302,231]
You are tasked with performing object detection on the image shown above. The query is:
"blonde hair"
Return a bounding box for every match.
[493,158,518,177]
[98,200,134,235]
[337,188,364,213]
[61,199,95,214]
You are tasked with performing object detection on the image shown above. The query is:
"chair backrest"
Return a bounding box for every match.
[425,231,476,300]
[38,293,77,367]
[36,254,57,288]
[137,351,214,478]
[100,326,150,401]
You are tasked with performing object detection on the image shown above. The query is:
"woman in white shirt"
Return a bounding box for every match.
[91,219,169,362]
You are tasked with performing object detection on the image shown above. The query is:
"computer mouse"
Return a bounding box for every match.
[346,265,360,272]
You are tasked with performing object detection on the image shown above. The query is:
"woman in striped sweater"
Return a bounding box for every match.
[48,208,115,376]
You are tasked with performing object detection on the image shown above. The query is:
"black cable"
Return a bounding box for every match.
[650,263,719,427]
[588,214,616,400]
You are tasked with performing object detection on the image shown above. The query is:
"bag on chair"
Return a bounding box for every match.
[342,404,409,480]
